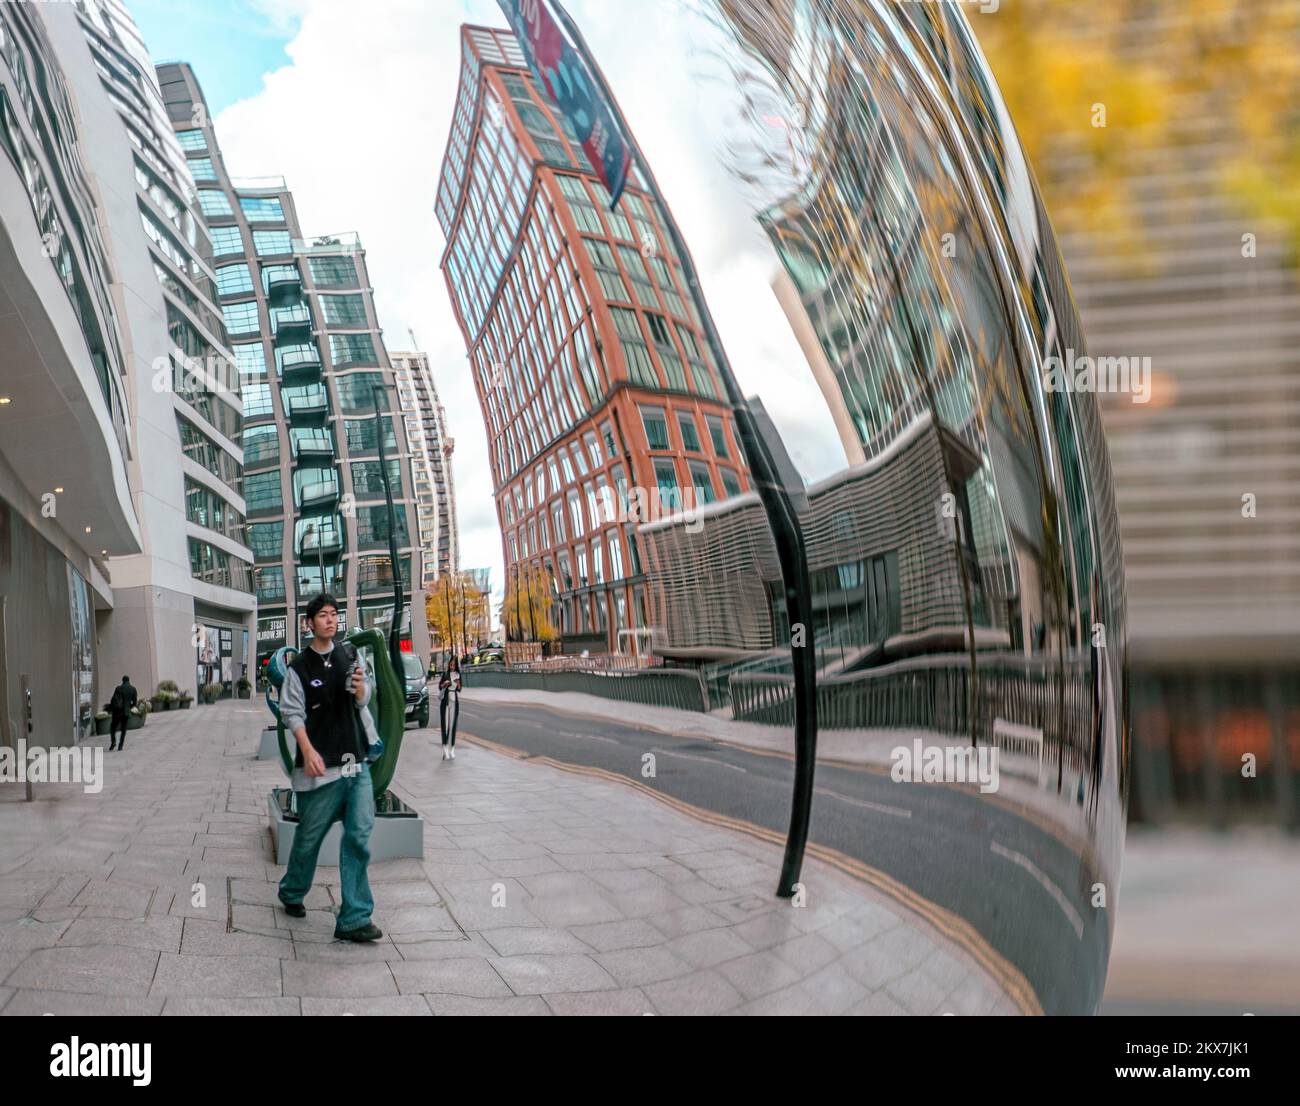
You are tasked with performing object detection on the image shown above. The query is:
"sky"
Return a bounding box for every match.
[126,0,846,613]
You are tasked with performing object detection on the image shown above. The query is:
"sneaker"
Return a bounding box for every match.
[449,747,455,759]
[441,746,449,760]
[333,922,383,942]
[278,897,306,918]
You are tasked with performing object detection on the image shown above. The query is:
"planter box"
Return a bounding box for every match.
[179,700,191,710]
[237,688,252,699]
[94,717,111,736]
[127,714,144,730]
[151,698,165,711]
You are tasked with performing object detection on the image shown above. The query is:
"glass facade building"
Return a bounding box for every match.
[156,62,427,669]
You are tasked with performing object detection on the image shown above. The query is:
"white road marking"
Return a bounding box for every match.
[990,839,1084,939]
[815,788,912,818]
[652,747,748,773]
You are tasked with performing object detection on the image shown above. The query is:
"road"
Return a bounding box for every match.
[455,696,1111,1014]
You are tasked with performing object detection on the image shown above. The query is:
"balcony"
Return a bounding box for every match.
[283,383,329,424]
[290,427,335,463]
[294,468,340,509]
[263,264,302,303]
[270,303,312,341]
[276,343,322,382]
[296,516,344,558]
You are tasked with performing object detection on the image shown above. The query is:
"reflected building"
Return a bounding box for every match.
[156,63,428,667]
[435,24,751,655]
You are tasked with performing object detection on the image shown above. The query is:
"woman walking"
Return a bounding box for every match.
[439,655,463,759]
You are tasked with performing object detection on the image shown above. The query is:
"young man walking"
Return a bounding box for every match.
[276,593,383,942]
[108,675,137,751]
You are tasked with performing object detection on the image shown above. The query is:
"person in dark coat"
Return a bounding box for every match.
[108,676,137,751]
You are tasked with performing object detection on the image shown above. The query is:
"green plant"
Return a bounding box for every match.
[137,699,152,715]
[237,675,251,692]
[94,710,109,721]
[202,681,224,704]
[158,679,180,694]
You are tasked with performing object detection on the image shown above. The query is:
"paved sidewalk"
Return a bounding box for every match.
[0,700,1012,1015]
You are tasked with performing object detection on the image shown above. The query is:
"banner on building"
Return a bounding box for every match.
[497,0,631,208]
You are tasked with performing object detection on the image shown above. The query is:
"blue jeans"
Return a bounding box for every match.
[278,763,375,931]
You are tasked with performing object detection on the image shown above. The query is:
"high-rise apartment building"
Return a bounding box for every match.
[155,62,429,668]
[436,24,750,654]
[41,0,256,699]
[391,350,459,587]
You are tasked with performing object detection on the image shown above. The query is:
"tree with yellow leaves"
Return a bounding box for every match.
[973,0,1300,261]
[426,571,490,657]
[501,563,559,644]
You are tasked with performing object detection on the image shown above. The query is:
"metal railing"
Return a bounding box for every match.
[469,666,710,712]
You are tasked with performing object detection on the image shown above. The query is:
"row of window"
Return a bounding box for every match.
[243,456,406,515]
[198,191,285,223]
[188,537,253,593]
[185,476,247,542]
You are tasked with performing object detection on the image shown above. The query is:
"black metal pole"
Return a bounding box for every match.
[460,577,468,658]
[549,2,818,897]
[372,386,404,674]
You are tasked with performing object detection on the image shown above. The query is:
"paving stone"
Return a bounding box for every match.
[489,954,619,995]
[150,953,282,997]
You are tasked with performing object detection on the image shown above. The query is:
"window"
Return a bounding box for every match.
[720,467,741,497]
[336,372,387,413]
[210,225,244,256]
[356,505,409,546]
[678,323,717,397]
[198,190,233,218]
[678,413,701,452]
[653,459,679,508]
[707,414,729,458]
[255,565,285,602]
[350,459,401,496]
[583,237,628,302]
[689,462,716,504]
[641,406,669,450]
[242,424,279,465]
[232,342,267,379]
[567,491,584,536]
[617,245,659,308]
[253,230,292,255]
[247,521,282,561]
[177,130,206,152]
[215,264,253,296]
[610,307,657,387]
[584,431,602,468]
[309,256,357,286]
[243,470,283,514]
[189,157,217,182]
[344,416,397,454]
[242,383,273,419]
[330,333,377,366]
[320,293,368,327]
[607,530,624,580]
[221,301,260,335]
[239,196,285,222]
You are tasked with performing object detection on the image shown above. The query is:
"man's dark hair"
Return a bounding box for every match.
[121,675,130,683]
[305,593,339,622]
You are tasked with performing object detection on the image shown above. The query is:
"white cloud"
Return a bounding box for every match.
[210,0,843,615]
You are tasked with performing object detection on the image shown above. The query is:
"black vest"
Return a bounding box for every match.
[289,643,366,769]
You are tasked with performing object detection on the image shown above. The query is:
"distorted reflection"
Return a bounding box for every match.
[449,0,1127,1015]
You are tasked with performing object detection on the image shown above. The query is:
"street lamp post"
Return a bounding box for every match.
[372,386,405,675]
[547,2,819,898]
